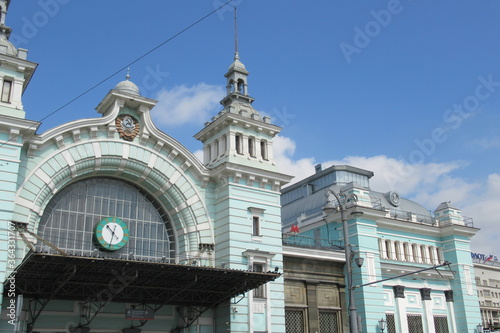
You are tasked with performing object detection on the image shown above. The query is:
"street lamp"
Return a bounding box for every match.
[477,323,483,333]
[323,189,363,333]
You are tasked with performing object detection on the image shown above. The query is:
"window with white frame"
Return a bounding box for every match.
[235,134,243,154]
[242,249,276,300]
[253,262,266,298]
[1,79,12,103]
[260,140,268,160]
[248,136,256,157]
[249,207,264,237]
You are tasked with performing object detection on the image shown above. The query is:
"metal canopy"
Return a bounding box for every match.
[8,252,280,307]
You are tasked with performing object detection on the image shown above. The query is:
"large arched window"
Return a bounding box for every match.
[38,178,175,262]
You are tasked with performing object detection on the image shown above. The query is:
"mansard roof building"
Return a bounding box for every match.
[281,164,482,333]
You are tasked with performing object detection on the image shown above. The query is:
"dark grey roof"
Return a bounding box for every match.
[282,185,434,227]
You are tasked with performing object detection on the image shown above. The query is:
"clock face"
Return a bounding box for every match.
[94,217,129,251]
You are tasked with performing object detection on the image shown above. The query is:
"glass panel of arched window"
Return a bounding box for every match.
[38,178,175,262]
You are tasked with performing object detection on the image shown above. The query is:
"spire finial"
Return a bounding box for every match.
[234,6,239,60]
[126,68,131,80]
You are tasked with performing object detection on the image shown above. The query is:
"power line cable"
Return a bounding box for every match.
[0,0,234,149]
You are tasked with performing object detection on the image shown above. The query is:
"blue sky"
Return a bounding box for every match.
[7,1,500,255]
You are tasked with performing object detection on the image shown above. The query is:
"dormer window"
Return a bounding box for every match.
[1,79,12,103]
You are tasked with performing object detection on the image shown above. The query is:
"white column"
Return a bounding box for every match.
[242,134,249,157]
[379,239,387,260]
[266,257,271,333]
[388,241,396,260]
[266,140,274,162]
[421,246,429,264]
[228,132,236,155]
[210,140,218,162]
[407,243,415,262]
[395,293,407,333]
[433,247,440,265]
[203,145,210,164]
[447,300,458,333]
[256,138,262,160]
[422,293,434,333]
[397,242,405,261]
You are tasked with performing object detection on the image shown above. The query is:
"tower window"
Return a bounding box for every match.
[248,137,256,157]
[235,134,243,154]
[260,140,268,160]
[2,79,12,103]
[253,216,260,236]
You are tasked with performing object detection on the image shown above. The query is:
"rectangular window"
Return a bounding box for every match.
[319,311,340,333]
[434,316,449,333]
[285,309,305,333]
[248,137,256,157]
[253,216,260,236]
[260,140,268,160]
[386,313,396,333]
[407,314,423,333]
[253,263,265,298]
[235,134,243,154]
[1,79,12,103]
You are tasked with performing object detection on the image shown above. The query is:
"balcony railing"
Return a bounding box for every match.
[282,233,344,251]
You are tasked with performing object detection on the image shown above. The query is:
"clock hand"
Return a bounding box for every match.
[106,224,119,246]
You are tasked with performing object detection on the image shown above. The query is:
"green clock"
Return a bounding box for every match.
[93,217,129,251]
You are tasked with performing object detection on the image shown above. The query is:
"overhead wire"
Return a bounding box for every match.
[0,0,235,149]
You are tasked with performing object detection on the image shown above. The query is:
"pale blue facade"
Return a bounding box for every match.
[282,164,482,333]
[0,2,292,332]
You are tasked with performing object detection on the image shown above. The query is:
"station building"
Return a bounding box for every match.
[0,2,484,332]
[0,1,292,331]
[281,165,482,333]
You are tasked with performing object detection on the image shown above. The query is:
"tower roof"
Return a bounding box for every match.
[114,72,140,96]
[227,52,248,73]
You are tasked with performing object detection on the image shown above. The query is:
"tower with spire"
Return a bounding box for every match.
[194,8,281,172]
[195,10,292,333]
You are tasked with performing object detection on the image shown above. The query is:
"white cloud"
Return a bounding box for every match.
[469,136,500,149]
[273,135,499,255]
[193,149,203,163]
[462,174,500,255]
[273,135,316,184]
[152,83,224,126]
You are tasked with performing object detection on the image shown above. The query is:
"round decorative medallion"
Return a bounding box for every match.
[116,114,140,141]
[387,191,400,207]
[93,217,129,251]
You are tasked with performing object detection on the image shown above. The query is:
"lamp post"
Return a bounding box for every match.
[323,189,363,333]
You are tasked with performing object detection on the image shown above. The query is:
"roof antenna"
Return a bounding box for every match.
[234,6,239,59]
